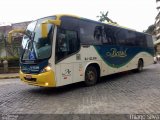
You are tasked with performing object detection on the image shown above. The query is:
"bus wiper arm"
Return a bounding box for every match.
[25,30,35,41]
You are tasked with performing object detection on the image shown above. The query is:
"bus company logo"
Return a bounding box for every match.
[106,48,128,58]
[62,69,71,76]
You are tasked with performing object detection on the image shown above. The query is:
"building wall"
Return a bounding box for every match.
[155,1,160,54]
[0,21,31,58]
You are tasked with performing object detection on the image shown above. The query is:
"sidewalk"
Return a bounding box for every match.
[0,73,19,79]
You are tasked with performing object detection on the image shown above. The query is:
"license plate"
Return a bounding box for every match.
[26,75,32,79]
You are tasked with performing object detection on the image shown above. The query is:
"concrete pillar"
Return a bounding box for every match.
[3,60,8,73]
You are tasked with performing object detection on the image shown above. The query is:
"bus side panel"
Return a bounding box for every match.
[72,46,103,84]
[55,46,103,86]
[142,52,154,66]
[73,62,85,83]
[55,64,61,86]
[55,45,154,87]
[94,45,154,76]
[55,54,84,87]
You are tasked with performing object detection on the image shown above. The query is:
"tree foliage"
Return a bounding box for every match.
[144,24,155,35]
[97,11,117,24]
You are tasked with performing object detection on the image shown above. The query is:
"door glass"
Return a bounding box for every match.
[56,29,79,62]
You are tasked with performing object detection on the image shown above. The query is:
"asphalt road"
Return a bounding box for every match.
[0,64,160,115]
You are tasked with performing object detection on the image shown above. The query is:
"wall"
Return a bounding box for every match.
[0,21,31,58]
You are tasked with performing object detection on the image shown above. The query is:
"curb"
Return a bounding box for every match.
[0,76,19,79]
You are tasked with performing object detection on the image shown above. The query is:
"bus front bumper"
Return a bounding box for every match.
[19,70,56,87]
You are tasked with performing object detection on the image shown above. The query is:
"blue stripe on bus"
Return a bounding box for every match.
[20,60,48,74]
[94,45,154,68]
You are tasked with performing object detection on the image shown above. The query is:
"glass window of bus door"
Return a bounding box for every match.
[56,28,79,62]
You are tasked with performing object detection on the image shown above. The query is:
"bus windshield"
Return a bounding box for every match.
[21,16,55,60]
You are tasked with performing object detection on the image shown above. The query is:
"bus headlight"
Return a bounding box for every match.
[41,66,52,73]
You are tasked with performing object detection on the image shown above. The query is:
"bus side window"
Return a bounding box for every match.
[116,29,127,46]
[146,35,154,48]
[103,26,116,45]
[56,28,79,62]
[79,21,102,45]
[125,31,136,46]
[135,33,147,47]
[94,26,103,42]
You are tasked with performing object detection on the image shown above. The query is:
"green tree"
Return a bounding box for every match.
[0,32,6,57]
[97,11,117,24]
[144,24,155,35]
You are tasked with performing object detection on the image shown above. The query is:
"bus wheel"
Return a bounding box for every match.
[85,66,98,86]
[137,59,143,72]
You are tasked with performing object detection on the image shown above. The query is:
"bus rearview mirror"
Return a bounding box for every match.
[41,23,48,38]
[41,19,61,38]
[42,19,61,26]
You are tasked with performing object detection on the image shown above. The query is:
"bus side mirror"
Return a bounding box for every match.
[41,19,61,38]
[42,19,61,26]
[41,23,48,38]
[8,29,25,44]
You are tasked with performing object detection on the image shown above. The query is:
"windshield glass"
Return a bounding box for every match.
[21,16,55,60]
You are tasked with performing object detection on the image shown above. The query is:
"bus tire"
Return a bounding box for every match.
[136,59,143,72]
[85,66,98,86]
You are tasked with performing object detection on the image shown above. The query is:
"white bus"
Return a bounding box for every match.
[9,14,154,87]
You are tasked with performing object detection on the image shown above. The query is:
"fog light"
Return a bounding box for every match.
[45,82,49,86]
[41,66,52,73]
[45,66,51,71]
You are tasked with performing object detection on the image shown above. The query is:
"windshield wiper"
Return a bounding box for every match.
[21,38,37,61]
[25,30,35,41]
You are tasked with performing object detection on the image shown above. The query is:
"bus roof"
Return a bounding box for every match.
[53,14,151,36]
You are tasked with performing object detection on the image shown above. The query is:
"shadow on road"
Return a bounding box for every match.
[25,69,149,95]
[27,81,85,95]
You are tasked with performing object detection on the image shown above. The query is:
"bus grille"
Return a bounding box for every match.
[24,77,36,82]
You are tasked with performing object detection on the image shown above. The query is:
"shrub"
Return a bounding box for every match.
[0,56,19,67]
